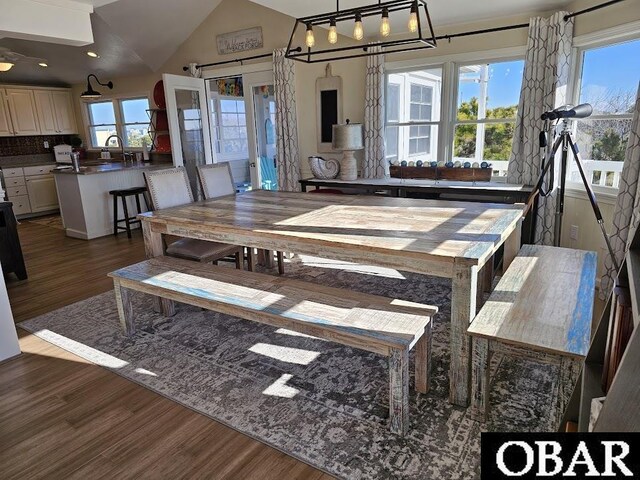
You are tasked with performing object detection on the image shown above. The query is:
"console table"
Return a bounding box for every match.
[299,177,536,244]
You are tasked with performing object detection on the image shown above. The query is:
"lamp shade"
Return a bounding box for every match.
[332,122,364,151]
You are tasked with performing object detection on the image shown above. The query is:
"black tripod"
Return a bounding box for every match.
[527,118,620,273]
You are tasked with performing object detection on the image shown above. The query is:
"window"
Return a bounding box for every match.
[453,59,524,176]
[209,97,249,160]
[85,96,151,149]
[87,101,117,148]
[385,67,442,164]
[120,98,151,147]
[571,38,640,190]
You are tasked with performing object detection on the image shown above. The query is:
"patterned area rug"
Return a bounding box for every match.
[19,255,561,480]
[26,214,64,230]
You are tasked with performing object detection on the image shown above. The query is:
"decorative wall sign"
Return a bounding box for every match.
[217,27,263,55]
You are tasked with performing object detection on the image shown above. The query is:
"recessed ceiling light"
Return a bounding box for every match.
[38,62,48,67]
[87,51,99,58]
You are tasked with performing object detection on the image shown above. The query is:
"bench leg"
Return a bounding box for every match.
[415,323,432,394]
[470,337,491,422]
[235,251,242,269]
[389,348,409,436]
[114,280,135,335]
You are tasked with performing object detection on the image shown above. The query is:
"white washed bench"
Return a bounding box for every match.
[108,257,437,435]
[467,245,596,426]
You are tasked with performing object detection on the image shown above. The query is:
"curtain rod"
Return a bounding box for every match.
[183,0,625,71]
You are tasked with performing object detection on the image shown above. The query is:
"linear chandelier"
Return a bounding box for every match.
[285,0,437,63]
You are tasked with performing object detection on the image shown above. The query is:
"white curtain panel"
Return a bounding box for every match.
[363,45,388,179]
[507,12,574,245]
[600,84,640,299]
[273,48,301,192]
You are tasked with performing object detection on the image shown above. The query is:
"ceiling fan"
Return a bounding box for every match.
[0,47,48,72]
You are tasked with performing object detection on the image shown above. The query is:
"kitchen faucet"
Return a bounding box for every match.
[104,134,133,163]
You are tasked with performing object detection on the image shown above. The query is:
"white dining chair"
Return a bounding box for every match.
[143,167,243,268]
[196,163,285,274]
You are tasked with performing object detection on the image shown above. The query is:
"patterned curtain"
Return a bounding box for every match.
[362,45,388,179]
[600,83,640,299]
[273,49,301,192]
[506,12,574,245]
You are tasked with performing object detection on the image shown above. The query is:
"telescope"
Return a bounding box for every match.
[540,103,593,121]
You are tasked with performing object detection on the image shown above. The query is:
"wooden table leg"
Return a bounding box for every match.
[114,279,135,336]
[450,261,478,407]
[470,337,491,421]
[141,221,175,317]
[389,348,409,436]
[503,219,522,272]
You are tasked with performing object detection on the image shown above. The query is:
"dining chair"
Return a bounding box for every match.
[143,167,243,268]
[196,162,285,274]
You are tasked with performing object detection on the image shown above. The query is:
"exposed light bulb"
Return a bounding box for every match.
[408,3,418,33]
[305,23,315,48]
[380,8,390,37]
[0,62,14,72]
[38,62,48,68]
[353,12,364,41]
[328,18,338,44]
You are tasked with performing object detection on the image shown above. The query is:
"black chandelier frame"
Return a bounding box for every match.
[285,0,437,63]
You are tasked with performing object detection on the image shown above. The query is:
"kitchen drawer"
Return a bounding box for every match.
[4,176,26,188]
[23,164,56,176]
[2,167,24,178]
[10,195,31,215]
[7,185,28,198]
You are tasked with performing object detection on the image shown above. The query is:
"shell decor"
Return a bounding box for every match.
[308,156,340,179]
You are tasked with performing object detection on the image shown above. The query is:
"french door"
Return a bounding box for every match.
[164,68,276,195]
[163,74,214,199]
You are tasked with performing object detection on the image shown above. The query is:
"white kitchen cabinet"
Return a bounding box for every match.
[33,89,77,135]
[10,195,32,216]
[51,91,76,134]
[33,89,58,134]
[5,89,40,135]
[0,90,12,136]
[25,174,59,212]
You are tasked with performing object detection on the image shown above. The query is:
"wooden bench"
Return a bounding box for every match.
[467,245,597,426]
[108,256,437,435]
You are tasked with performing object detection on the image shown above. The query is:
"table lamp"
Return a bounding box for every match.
[332,120,363,181]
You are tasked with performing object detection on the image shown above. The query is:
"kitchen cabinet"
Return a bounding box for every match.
[33,89,58,134]
[5,88,40,135]
[34,89,77,135]
[4,165,59,217]
[0,90,12,136]
[26,175,58,212]
[51,91,76,134]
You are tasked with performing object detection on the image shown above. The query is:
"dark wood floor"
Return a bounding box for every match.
[2,220,331,480]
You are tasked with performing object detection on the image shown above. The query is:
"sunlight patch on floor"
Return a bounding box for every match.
[274,328,325,341]
[249,342,320,365]
[262,373,299,398]
[134,367,158,377]
[296,255,406,279]
[26,329,129,368]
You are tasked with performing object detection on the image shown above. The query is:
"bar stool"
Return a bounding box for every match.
[109,186,148,238]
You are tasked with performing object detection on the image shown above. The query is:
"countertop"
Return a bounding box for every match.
[52,162,173,175]
[0,154,56,168]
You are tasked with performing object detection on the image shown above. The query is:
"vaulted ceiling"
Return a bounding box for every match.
[0,0,573,86]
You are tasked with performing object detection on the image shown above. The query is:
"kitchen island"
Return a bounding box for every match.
[53,162,171,239]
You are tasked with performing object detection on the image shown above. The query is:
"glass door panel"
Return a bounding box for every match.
[163,73,213,200]
[251,85,277,191]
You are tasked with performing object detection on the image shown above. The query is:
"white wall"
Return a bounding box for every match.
[0,264,21,361]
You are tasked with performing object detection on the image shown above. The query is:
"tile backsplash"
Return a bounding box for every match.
[0,135,74,157]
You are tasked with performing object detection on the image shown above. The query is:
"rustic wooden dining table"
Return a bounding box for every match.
[138,190,524,407]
